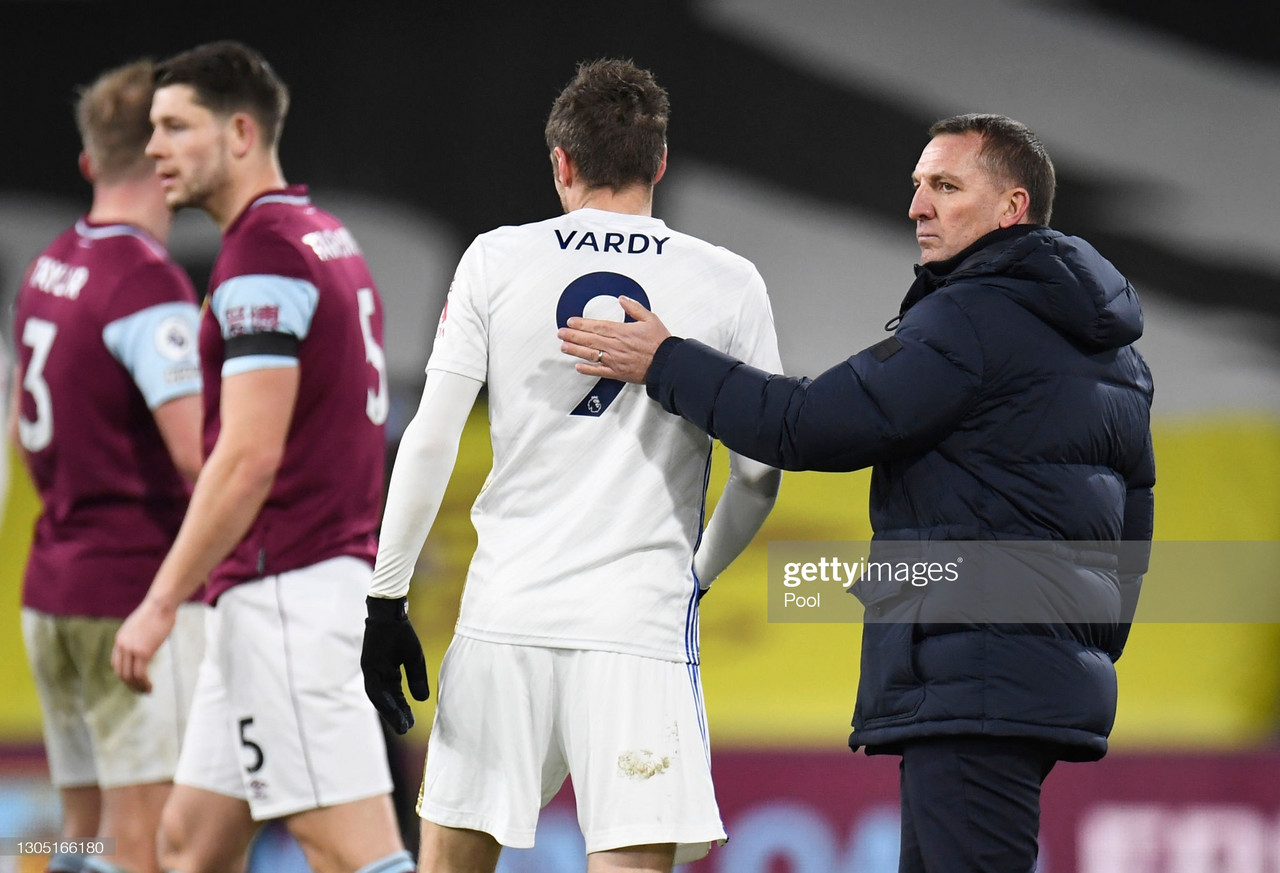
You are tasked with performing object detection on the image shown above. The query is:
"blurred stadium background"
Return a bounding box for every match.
[0,2,1276,871]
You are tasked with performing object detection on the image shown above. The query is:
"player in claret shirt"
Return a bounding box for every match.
[110,41,410,873]
[10,59,204,873]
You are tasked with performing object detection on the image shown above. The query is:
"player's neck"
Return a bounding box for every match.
[88,177,173,246]
[209,155,288,232]
[569,183,654,217]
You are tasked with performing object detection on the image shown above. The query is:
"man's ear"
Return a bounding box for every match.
[553,146,573,189]
[653,146,668,185]
[228,112,257,159]
[78,151,95,184]
[1000,187,1032,227]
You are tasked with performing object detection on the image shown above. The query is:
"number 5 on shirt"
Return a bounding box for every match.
[357,287,389,426]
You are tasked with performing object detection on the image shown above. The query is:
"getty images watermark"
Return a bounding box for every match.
[768,540,1280,623]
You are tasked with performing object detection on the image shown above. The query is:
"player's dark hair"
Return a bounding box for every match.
[75,59,157,183]
[545,58,669,192]
[155,41,290,148]
[929,113,1056,225]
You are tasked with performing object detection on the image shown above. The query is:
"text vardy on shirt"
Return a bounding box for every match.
[555,230,669,255]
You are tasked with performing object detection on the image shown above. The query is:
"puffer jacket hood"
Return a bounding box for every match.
[905,226,1144,352]
[991,230,1143,351]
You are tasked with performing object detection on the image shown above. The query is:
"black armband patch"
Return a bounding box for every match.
[225,331,300,360]
[868,337,903,362]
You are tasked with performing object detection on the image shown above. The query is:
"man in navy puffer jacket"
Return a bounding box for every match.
[560,114,1155,873]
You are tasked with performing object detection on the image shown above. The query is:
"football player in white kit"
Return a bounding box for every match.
[361,59,782,873]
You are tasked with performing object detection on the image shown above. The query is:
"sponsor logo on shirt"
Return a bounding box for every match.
[251,305,280,332]
[224,304,283,336]
[226,305,248,336]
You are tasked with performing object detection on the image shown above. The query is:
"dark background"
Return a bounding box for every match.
[0,0,1275,322]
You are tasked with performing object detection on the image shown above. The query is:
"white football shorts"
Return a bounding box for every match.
[419,635,725,864]
[23,602,205,789]
[175,556,392,820]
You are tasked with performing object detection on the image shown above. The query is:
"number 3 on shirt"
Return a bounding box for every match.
[555,272,651,417]
[18,317,57,452]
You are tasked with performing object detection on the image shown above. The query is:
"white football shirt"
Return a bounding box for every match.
[428,208,781,663]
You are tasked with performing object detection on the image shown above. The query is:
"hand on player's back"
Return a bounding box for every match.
[558,295,671,384]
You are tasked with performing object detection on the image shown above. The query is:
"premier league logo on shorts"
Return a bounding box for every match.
[587,395,602,415]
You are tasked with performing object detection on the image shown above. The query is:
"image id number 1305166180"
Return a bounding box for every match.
[0,837,116,856]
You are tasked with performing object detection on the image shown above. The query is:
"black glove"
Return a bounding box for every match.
[361,595,431,734]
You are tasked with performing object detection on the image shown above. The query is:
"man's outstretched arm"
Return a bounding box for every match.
[561,295,983,473]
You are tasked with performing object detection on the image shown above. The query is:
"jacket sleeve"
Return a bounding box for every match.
[646,292,984,472]
[1110,423,1156,661]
